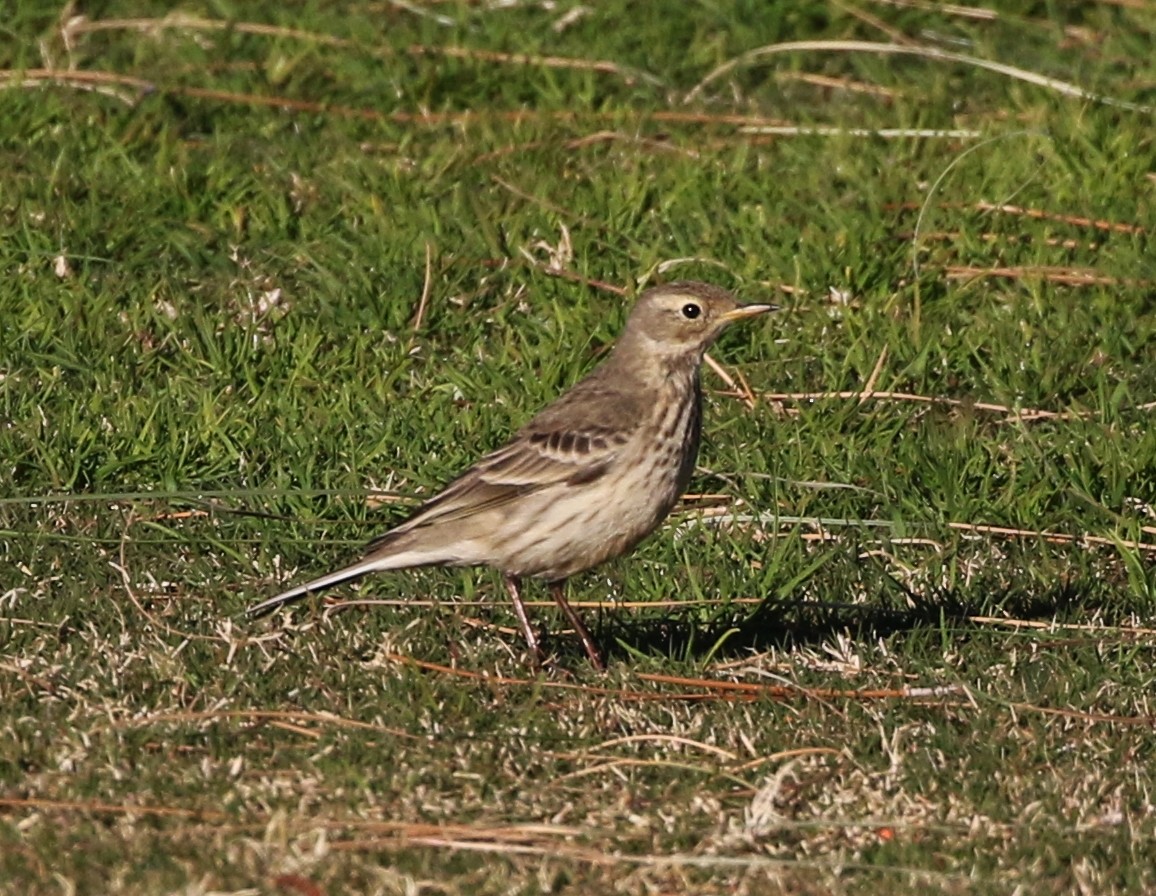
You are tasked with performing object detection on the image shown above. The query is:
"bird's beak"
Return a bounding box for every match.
[721,302,778,322]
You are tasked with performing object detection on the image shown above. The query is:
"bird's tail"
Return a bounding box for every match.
[246,543,443,617]
[245,559,380,617]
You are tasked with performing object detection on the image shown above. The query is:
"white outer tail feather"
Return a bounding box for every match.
[247,548,446,616]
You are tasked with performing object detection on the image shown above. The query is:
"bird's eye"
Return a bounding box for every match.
[680,302,702,320]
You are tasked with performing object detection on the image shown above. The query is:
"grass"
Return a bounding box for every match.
[2,0,1155,893]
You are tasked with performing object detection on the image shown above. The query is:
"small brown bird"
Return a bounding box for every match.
[249,281,775,668]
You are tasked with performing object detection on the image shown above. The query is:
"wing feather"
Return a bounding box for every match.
[365,376,644,550]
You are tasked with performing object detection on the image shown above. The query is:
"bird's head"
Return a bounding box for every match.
[616,281,777,370]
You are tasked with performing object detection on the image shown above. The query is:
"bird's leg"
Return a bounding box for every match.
[550,582,604,671]
[503,575,543,666]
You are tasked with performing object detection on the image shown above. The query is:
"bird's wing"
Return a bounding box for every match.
[360,377,646,555]
[381,421,633,536]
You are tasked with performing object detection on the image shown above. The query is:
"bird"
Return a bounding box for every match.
[249,280,776,669]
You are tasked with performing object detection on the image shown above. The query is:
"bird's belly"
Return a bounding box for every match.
[489,461,686,581]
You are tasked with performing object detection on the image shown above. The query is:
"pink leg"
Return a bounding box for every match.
[503,576,543,666]
[550,581,604,671]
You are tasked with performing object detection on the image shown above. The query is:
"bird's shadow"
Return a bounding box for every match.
[567,581,1088,667]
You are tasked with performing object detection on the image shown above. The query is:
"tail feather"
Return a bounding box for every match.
[247,558,384,617]
[247,546,448,617]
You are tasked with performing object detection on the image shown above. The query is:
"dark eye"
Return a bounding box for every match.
[680,302,702,320]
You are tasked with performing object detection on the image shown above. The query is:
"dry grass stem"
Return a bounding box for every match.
[687,39,1154,113]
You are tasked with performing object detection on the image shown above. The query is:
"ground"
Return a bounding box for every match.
[1,2,1155,894]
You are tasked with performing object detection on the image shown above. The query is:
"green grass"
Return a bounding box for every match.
[2,1,1155,893]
